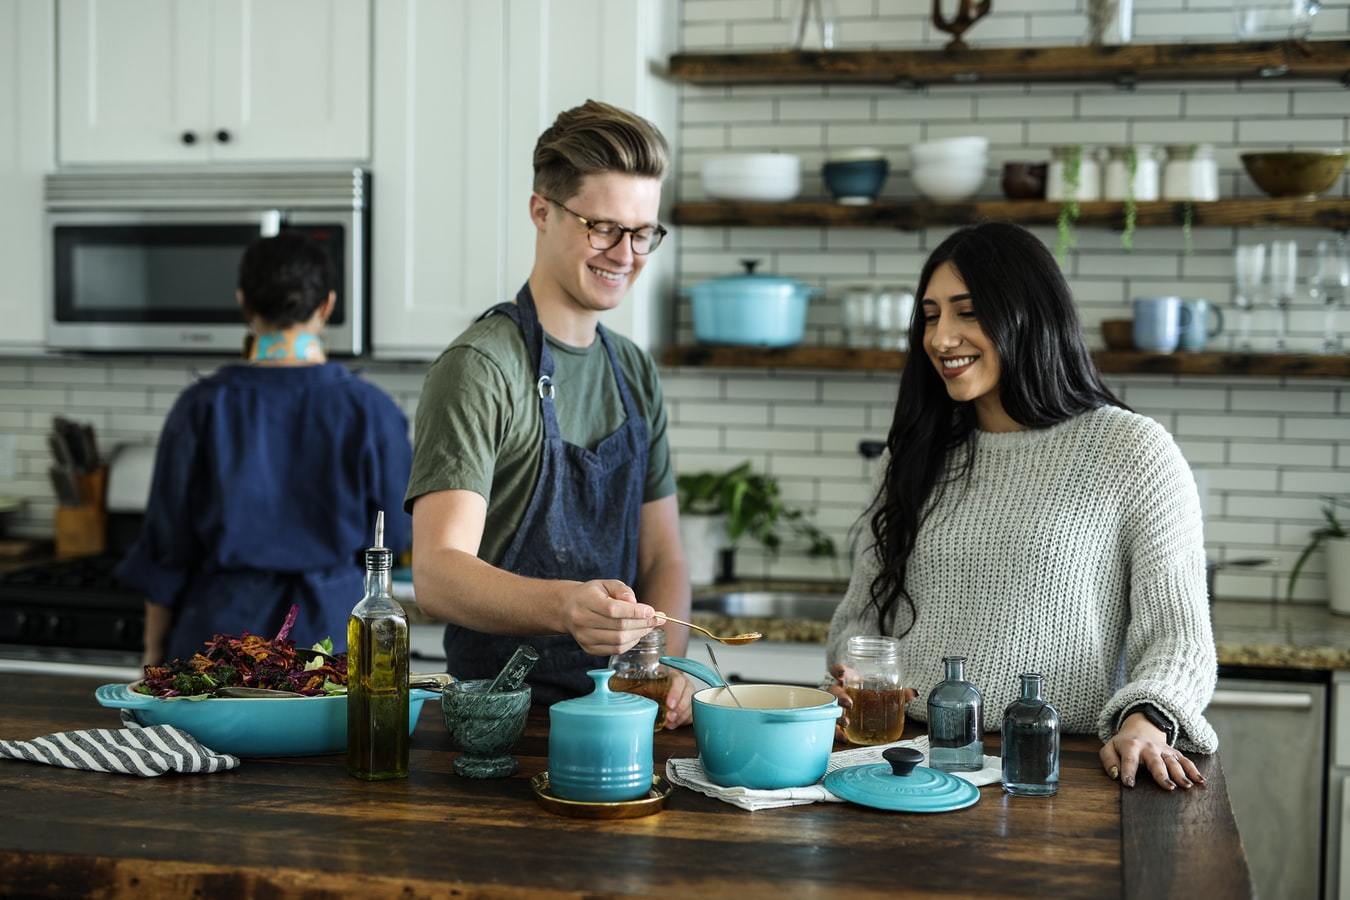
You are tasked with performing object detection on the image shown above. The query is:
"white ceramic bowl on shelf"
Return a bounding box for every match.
[911,160,988,201]
[909,136,990,166]
[700,153,802,202]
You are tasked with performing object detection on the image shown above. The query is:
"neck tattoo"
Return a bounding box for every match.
[249,331,325,363]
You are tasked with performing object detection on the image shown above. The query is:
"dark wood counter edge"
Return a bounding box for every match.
[661,345,1350,379]
[668,40,1350,86]
[1123,754,1254,899]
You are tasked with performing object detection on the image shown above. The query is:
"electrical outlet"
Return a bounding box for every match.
[0,433,15,481]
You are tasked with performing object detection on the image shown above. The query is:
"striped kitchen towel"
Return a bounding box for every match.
[0,711,240,776]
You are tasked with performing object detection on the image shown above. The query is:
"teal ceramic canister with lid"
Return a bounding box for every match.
[547,668,658,802]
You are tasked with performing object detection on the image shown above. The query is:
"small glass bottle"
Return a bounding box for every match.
[347,511,410,780]
[842,635,907,746]
[926,656,984,773]
[1001,673,1060,797]
[609,630,672,731]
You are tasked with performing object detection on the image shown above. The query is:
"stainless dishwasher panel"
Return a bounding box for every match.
[1208,678,1326,900]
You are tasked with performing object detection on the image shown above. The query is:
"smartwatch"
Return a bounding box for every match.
[1123,702,1177,746]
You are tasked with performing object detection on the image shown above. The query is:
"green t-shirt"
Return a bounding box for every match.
[404,310,675,566]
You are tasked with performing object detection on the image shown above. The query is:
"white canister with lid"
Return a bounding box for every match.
[1046,146,1101,202]
[1103,145,1159,201]
[1162,144,1219,201]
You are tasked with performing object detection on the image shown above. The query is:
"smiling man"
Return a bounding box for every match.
[405,100,693,722]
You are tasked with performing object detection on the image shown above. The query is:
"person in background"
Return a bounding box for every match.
[405,99,693,723]
[825,221,1217,792]
[117,232,412,664]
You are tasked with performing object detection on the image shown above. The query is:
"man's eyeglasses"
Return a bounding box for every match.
[546,198,667,255]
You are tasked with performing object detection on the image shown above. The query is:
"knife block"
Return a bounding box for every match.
[55,466,108,558]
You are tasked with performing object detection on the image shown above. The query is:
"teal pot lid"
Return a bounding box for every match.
[823,747,980,813]
[551,669,657,719]
[688,259,815,299]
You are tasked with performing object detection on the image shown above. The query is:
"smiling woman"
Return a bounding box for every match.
[825,221,1218,796]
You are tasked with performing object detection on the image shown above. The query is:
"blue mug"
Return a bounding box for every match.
[1179,299,1224,352]
[1133,296,1189,353]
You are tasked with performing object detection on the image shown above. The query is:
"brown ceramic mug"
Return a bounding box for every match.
[1002,162,1048,200]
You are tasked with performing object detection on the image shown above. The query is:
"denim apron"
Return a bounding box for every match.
[442,283,649,705]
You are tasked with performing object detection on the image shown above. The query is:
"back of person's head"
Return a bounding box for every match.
[904,220,1120,428]
[532,99,669,202]
[237,232,335,328]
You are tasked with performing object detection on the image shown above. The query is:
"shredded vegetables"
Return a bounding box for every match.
[135,604,348,698]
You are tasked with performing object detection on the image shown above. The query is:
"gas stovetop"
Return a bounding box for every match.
[0,554,144,653]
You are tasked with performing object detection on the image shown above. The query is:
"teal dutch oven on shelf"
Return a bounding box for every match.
[547,668,657,802]
[660,655,841,789]
[94,683,439,757]
[686,259,816,347]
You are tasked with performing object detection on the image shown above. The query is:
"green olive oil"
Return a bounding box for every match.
[347,511,410,780]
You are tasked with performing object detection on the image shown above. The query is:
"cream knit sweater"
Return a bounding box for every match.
[827,405,1219,754]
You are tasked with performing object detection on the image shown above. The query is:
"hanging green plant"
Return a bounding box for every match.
[1120,145,1138,251]
[1054,144,1082,263]
[1181,200,1194,256]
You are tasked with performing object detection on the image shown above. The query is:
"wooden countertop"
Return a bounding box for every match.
[0,675,1250,898]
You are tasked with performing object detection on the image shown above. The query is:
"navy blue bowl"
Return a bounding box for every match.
[822,159,890,204]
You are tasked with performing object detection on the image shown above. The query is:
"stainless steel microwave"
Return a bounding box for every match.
[45,168,369,355]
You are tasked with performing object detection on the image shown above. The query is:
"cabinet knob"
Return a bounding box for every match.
[180,130,197,145]
[215,129,232,144]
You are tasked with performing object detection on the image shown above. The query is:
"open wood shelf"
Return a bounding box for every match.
[668,40,1350,87]
[662,345,1350,379]
[672,198,1350,231]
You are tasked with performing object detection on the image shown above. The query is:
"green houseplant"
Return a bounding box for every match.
[676,461,836,585]
[1288,495,1350,612]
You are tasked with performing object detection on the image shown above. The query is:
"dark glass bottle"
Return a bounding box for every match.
[347,511,410,780]
[1001,673,1059,796]
[926,655,984,772]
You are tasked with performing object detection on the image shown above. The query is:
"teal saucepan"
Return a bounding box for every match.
[95,683,438,757]
[660,656,841,789]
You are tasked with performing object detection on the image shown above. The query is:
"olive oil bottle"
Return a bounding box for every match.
[347,511,410,780]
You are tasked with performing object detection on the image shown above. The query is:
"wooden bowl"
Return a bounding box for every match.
[1240,152,1347,199]
[1101,319,1134,350]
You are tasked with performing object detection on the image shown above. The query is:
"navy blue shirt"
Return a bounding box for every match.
[116,363,412,660]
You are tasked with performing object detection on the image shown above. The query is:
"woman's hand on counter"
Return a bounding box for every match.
[824,662,855,743]
[560,579,656,657]
[662,673,694,729]
[1100,713,1205,791]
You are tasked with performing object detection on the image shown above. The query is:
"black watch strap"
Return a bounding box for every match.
[1123,702,1177,746]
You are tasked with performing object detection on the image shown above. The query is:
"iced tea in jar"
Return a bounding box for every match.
[842,635,914,745]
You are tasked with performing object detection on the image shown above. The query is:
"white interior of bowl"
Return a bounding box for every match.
[702,153,801,176]
[695,684,834,710]
[910,136,989,159]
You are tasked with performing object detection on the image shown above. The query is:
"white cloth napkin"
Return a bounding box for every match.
[665,734,1002,811]
[0,710,241,777]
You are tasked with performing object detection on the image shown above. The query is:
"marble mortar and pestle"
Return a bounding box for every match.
[442,644,539,778]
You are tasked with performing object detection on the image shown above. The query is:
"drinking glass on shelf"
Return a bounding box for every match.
[840,286,877,349]
[1267,239,1298,352]
[1310,237,1350,354]
[1232,244,1265,351]
[874,286,915,351]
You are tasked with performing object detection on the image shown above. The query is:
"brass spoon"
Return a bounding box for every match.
[653,612,762,646]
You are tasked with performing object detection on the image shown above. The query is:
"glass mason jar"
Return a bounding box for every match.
[1086,0,1134,45]
[1162,144,1219,201]
[840,285,877,349]
[1001,673,1060,797]
[1103,145,1159,202]
[1046,145,1100,202]
[926,656,984,773]
[842,635,910,745]
[873,286,915,351]
[608,630,671,731]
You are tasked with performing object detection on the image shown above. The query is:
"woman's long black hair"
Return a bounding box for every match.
[868,222,1127,634]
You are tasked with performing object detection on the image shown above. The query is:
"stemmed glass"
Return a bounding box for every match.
[1232,244,1266,351]
[1310,237,1350,354]
[1266,240,1298,352]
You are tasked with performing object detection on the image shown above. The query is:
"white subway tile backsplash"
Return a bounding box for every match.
[1285,417,1350,441]
[1176,413,1280,438]
[1280,469,1350,494]
[1238,117,1346,146]
[1230,442,1335,467]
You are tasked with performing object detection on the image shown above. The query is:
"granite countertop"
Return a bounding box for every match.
[691,580,1350,672]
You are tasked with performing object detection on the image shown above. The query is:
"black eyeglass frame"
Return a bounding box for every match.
[545,197,668,255]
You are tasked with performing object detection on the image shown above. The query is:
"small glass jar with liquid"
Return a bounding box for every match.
[609,630,672,731]
[842,635,911,745]
[926,655,984,772]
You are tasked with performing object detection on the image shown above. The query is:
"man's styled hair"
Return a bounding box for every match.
[532,99,669,201]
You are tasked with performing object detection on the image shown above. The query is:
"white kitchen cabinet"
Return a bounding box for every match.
[370,0,678,358]
[0,0,53,352]
[685,635,825,686]
[58,0,370,165]
[1206,677,1326,900]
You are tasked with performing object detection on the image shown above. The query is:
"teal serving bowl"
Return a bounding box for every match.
[95,683,438,757]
